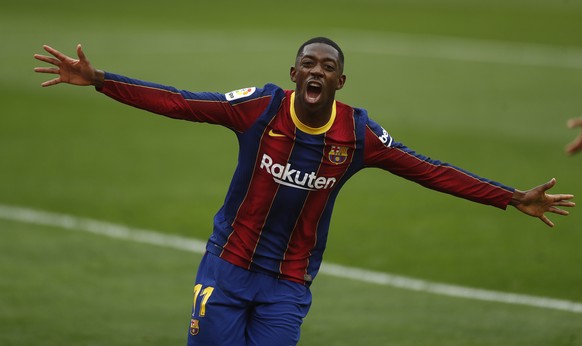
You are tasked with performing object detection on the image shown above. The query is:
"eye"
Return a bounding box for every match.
[301,60,314,68]
[325,64,336,72]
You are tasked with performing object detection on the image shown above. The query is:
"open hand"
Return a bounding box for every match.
[510,178,575,227]
[34,44,102,88]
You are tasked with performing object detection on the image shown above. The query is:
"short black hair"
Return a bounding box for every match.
[296,37,344,68]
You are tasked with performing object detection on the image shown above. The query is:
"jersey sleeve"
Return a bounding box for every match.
[97,72,273,132]
[363,118,514,209]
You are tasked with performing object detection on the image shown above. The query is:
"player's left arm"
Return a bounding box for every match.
[363,123,514,209]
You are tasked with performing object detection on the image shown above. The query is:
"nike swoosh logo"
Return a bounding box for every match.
[268,129,286,137]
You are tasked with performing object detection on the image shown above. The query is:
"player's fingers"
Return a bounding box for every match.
[549,207,569,216]
[43,45,69,61]
[567,117,582,128]
[539,215,554,228]
[550,194,575,202]
[566,134,582,155]
[76,44,86,60]
[553,200,575,208]
[34,54,61,66]
[34,67,60,75]
[540,178,557,192]
[41,77,62,87]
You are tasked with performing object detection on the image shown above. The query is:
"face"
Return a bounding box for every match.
[290,43,346,114]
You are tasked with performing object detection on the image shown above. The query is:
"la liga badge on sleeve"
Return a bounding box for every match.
[225,87,256,101]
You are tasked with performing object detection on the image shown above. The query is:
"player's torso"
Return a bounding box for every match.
[215,89,364,283]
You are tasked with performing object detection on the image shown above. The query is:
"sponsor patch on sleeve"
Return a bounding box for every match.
[368,119,393,148]
[225,87,256,101]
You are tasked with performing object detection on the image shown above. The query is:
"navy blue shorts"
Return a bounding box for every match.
[187,252,312,346]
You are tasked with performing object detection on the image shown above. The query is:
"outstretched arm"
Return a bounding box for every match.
[510,178,575,227]
[34,44,104,88]
[566,117,582,155]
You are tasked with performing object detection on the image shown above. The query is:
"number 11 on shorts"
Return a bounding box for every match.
[193,284,214,317]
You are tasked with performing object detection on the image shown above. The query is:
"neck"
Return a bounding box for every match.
[290,92,336,134]
[297,109,332,128]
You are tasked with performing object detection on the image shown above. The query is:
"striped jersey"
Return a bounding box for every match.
[99,72,514,285]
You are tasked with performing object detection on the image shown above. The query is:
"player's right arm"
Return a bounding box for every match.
[98,72,272,132]
[34,44,271,132]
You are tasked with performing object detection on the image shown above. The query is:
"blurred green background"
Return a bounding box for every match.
[1,0,581,345]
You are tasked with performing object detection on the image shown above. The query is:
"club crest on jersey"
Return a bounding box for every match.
[225,87,256,101]
[328,146,348,165]
[190,319,200,336]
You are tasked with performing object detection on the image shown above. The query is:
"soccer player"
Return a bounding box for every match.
[34,38,575,346]
[566,117,582,155]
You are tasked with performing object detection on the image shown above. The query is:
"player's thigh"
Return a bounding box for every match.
[247,282,312,346]
[247,301,311,346]
[187,253,250,346]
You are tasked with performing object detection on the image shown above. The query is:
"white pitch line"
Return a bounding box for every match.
[1,204,581,314]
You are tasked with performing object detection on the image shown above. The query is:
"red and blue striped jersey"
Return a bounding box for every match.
[99,72,514,285]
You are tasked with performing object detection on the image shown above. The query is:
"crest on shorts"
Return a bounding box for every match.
[328,145,348,165]
[190,319,200,336]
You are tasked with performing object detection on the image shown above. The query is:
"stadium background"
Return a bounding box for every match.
[1,0,581,344]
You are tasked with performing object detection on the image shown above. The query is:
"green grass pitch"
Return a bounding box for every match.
[1,0,582,345]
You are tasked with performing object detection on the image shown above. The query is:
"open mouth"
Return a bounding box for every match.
[306,81,322,102]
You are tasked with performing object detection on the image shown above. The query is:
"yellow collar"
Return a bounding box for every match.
[290,92,336,135]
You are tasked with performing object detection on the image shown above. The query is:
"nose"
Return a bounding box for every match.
[310,63,324,77]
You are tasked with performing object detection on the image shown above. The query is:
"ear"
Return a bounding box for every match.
[336,74,346,90]
[290,66,297,83]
